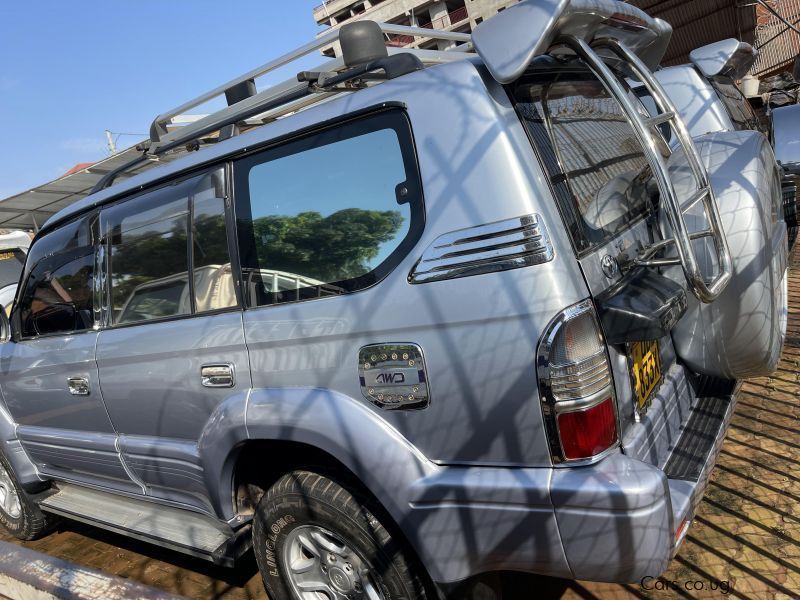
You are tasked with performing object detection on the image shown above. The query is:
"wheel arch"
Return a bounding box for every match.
[199,386,435,525]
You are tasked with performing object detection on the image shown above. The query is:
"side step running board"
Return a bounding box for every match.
[37,483,247,566]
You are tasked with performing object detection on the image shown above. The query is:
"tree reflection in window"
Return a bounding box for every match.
[235,115,419,308]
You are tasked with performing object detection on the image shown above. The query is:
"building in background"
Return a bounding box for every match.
[4,0,799,228]
[312,0,518,55]
[751,0,800,78]
[630,0,800,79]
[312,0,798,79]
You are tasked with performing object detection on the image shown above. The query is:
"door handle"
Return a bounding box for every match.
[67,377,90,396]
[201,364,235,388]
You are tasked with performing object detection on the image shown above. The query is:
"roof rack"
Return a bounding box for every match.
[91,22,473,193]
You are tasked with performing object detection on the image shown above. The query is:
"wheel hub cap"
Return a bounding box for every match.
[0,462,21,519]
[328,567,352,592]
[280,524,385,600]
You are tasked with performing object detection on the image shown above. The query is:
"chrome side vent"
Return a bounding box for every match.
[409,214,554,284]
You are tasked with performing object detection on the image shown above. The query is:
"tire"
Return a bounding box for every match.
[0,451,54,540]
[253,470,432,600]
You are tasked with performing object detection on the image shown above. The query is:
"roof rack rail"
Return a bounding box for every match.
[91,22,472,194]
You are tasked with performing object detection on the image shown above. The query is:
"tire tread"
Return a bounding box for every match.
[255,469,432,600]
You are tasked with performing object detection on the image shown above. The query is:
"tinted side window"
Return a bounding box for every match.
[512,63,666,252]
[17,217,94,338]
[233,109,423,308]
[103,168,234,325]
[192,172,236,312]
[709,75,762,133]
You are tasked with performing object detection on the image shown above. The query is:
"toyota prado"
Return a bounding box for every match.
[0,1,788,598]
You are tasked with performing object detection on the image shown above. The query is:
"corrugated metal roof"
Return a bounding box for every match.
[0,143,193,231]
[630,0,757,66]
[0,146,143,231]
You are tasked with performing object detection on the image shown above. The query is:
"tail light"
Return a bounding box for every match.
[537,300,619,464]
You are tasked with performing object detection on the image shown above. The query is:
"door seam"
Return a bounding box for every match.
[94,331,147,494]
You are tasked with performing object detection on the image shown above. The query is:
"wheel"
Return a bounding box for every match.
[253,470,432,600]
[0,451,54,540]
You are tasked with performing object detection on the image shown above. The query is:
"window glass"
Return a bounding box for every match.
[103,169,234,326]
[634,86,672,142]
[106,185,189,325]
[709,76,762,133]
[192,171,236,312]
[0,249,26,289]
[234,110,423,308]
[17,218,94,338]
[512,63,666,252]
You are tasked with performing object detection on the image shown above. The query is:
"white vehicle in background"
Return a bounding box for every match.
[0,230,31,313]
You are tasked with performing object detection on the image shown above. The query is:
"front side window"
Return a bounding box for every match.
[233,109,423,308]
[16,217,95,338]
[511,62,666,254]
[102,168,235,325]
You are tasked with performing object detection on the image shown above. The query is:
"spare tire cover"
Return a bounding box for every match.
[662,130,787,379]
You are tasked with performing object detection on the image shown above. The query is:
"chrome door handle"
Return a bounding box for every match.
[67,377,90,396]
[201,364,235,388]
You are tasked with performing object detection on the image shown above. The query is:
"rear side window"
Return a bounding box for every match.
[233,109,423,308]
[709,75,762,134]
[16,217,95,338]
[102,168,235,325]
[511,62,666,254]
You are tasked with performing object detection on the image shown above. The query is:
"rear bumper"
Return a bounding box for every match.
[407,390,737,585]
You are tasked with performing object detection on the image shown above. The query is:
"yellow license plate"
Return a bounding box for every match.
[630,339,662,412]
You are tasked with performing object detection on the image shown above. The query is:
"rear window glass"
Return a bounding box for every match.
[634,86,672,143]
[511,63,666,254]
[233,109,424,308]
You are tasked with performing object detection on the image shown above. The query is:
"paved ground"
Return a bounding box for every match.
[2,261,800,599]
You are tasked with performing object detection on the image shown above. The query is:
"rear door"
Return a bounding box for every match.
[0,215,139,492]
[95,167,249,514]
[509,60,679,451]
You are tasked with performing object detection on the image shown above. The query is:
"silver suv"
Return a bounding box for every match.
[0,1,787,598]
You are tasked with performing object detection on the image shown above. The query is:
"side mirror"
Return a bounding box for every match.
[31,303,77,336]
[0,305,10,343]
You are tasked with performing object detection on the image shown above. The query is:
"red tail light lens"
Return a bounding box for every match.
[537,300,619,463]
[557,398,618,460]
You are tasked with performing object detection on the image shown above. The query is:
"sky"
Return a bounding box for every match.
[0,0,325,200]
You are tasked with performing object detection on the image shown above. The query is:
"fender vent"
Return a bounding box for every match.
[409,214,554,284]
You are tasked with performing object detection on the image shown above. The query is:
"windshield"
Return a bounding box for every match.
[510,61,668,255]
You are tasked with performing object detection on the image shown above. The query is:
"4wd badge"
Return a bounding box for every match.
[358,343,429,410]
